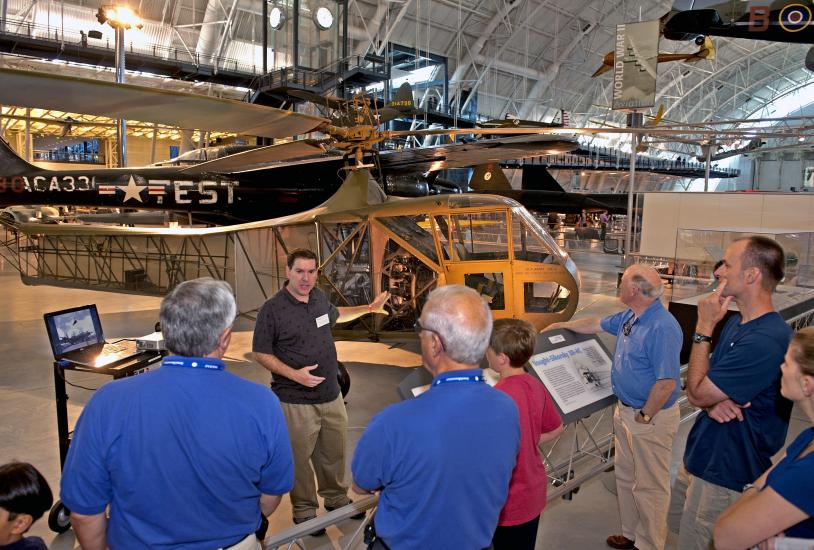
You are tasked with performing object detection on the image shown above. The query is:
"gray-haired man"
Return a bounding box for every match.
[547,265,682,550]
[352,285,520,550]
[62,278,294,550]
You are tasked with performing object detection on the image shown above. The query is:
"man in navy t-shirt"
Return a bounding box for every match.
[61,279,295,550]
[674,236,792,550]
[351,285,520,550]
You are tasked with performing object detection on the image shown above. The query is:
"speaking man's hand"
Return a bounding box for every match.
[295,364,325,387]
[370,291,391,315]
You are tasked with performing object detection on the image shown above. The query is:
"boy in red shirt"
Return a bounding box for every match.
[486,319,564,550]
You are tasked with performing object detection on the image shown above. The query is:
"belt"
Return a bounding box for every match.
[221,533,260,550]
[618,399,636,408]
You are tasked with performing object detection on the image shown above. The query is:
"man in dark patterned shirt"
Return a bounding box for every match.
[252,248,388,533]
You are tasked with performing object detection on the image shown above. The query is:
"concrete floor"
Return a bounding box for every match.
[0,250,809,549]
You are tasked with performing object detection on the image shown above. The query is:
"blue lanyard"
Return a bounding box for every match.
[433,374,486,386]
[162,356,225,371]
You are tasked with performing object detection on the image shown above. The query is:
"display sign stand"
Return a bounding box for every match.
[394,329,617,502]
[529,329,616,425]
[397,329,616,426]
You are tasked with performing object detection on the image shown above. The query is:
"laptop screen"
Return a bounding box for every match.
[44,305,105,358]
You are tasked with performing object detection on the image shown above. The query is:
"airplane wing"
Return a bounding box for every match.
[218,134,579,175]
[377,134,579,175]
[0,68,328,138]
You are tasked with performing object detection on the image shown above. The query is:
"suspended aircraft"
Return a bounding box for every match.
[478,110,570,130]
[467,163,631,215]
[591,36,716,78]
[695,138,766,162]
[0,68,580,223]
[3,66,807,222]
[662,1,814,68]
[0,65,591,334]
[3,158,583,333]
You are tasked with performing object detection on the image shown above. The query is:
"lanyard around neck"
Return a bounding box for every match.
[433,374,486,386]
[162,356,225,371]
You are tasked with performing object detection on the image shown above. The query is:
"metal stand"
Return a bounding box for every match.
[49,352,163,533]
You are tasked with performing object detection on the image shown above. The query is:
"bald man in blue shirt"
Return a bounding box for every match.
[547,264,682,550]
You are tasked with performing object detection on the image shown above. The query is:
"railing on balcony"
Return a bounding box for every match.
[0,16,262,76]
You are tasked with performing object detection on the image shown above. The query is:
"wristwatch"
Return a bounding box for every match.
[692,332,713,344]
[637,410,652,423]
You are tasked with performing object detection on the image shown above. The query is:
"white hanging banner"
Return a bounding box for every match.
[612,20,660,111]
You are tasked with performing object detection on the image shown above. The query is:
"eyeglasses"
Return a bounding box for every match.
[623,318,637,336]
[414,320,446,351]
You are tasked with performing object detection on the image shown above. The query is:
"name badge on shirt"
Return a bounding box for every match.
[316,314,330,328]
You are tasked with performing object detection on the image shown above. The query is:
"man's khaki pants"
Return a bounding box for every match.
[614,402,680,550]
[671,464,741,550]
[280,395,350,520]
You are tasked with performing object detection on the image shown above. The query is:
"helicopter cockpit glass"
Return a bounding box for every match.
[449,212,509,261]
[377,215,439,265]
[513,214,556,264]
[432,216,451,260]
[512,208,569,265]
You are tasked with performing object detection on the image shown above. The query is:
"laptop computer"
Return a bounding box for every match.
[44,304,139,368]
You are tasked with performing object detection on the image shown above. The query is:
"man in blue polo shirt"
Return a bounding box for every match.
[351,285,520,550]
[546,264,682,550]
[674,236,792,550]
[61,278,294,550]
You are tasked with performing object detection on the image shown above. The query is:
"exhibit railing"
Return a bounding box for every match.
[247,54,391,98]
[504,148,741,179]
[0,17,261,76]
[263,496,376,549]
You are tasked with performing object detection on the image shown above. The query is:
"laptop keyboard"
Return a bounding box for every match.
[105,343,128,353]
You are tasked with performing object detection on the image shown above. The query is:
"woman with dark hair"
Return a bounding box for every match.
[714,326,814,549]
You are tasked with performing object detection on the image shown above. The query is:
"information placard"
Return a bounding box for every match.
[530,330,617,424]
[529,340,613,415]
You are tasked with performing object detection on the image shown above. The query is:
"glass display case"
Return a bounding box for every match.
[670,228,814,300]
[665,228,814,362]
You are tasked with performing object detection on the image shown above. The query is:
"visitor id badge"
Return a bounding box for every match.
[316,314,330,328]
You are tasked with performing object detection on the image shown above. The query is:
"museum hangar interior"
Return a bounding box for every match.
[0,0,814,548]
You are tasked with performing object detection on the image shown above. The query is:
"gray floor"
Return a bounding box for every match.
[0,251,809,549]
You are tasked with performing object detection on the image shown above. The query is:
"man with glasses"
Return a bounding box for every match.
[546,264,682,550]
[62,278,294,550]
[351,285,520,550]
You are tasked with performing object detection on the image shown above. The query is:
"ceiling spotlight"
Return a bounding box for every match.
[96,4,143,29]
[269,3,285,30]
[314,6,334,30]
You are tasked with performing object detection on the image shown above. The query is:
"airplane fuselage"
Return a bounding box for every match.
[0,163,346,223]
[665,1,814,44]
